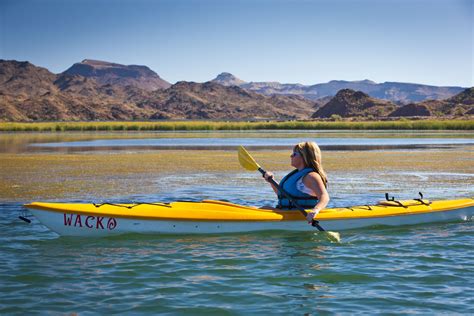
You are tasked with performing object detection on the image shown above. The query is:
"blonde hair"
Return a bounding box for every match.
[294,141,328,188]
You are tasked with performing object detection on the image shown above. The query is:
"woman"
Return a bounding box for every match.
[264,141,329,223]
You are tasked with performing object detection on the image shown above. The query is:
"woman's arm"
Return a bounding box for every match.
[263,171,279,195]
[303,172,330,222]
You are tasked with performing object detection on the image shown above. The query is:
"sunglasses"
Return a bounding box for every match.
[291,151,301,158]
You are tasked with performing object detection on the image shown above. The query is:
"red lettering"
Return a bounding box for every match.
[96,217,104,229]
[64,214,73,226]
[107,218,117,230]
[74,214,83,227]
[85,216,95,228]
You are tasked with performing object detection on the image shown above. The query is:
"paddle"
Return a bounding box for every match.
[238,145,341,242]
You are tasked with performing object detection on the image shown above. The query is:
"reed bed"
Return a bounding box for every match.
[0,119,473,132]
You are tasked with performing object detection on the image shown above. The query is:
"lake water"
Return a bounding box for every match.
[0,130,473,314]
[27,135,474,148]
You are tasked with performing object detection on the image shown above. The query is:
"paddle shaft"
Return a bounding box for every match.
[257,167,326,232]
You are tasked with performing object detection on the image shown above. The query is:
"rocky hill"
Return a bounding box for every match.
[0,60,153,121]
[0,60,58,97]
[0,60,316,121]
[0,59,471,121]
[312,89,398,118]
[389,103,431,117]
[447,87,474,105]
[211,73,465,103]
[63,59,171,91]
[212,72,246,87]
[311,88,474,118]
[411,87,474,116]
[137,81,316,120]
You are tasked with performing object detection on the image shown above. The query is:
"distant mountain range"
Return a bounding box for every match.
[212,73,466,104]
[0,59,472,121]
[0,60,316,121]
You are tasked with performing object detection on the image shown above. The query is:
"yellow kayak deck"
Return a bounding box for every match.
[24,198,474,222]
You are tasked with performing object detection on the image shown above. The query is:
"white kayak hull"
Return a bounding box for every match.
[29,205,474,237]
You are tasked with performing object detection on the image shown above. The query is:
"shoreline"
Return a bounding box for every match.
[0,119,473,132]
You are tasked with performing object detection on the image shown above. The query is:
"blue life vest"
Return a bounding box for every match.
[277,168,319,209]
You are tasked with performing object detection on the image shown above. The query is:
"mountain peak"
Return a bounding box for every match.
[212,72,246,86]
[355,79,377,84]
[446,87,474,105]
[80,59,122,68]
[0,59,57,97]
[63,59,171,91]
[334,88,370,100]
[327,79,376,85]
[312,89,397,118]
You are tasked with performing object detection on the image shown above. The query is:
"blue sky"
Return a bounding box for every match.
[1,0,472,86]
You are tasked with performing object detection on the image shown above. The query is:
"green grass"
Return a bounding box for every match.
[0,119,473,132]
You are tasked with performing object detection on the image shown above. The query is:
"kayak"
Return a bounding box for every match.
[24,198,474,237]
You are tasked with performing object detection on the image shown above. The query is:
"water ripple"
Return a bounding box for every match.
[1,202,474,314]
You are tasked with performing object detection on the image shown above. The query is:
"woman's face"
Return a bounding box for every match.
[290,149,305,168]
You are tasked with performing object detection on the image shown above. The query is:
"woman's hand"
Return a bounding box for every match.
[306,208,320,223]
[263,171,274,182]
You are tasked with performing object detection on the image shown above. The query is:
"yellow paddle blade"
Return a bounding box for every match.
[238,145,261,171]
[327,232,341,243]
